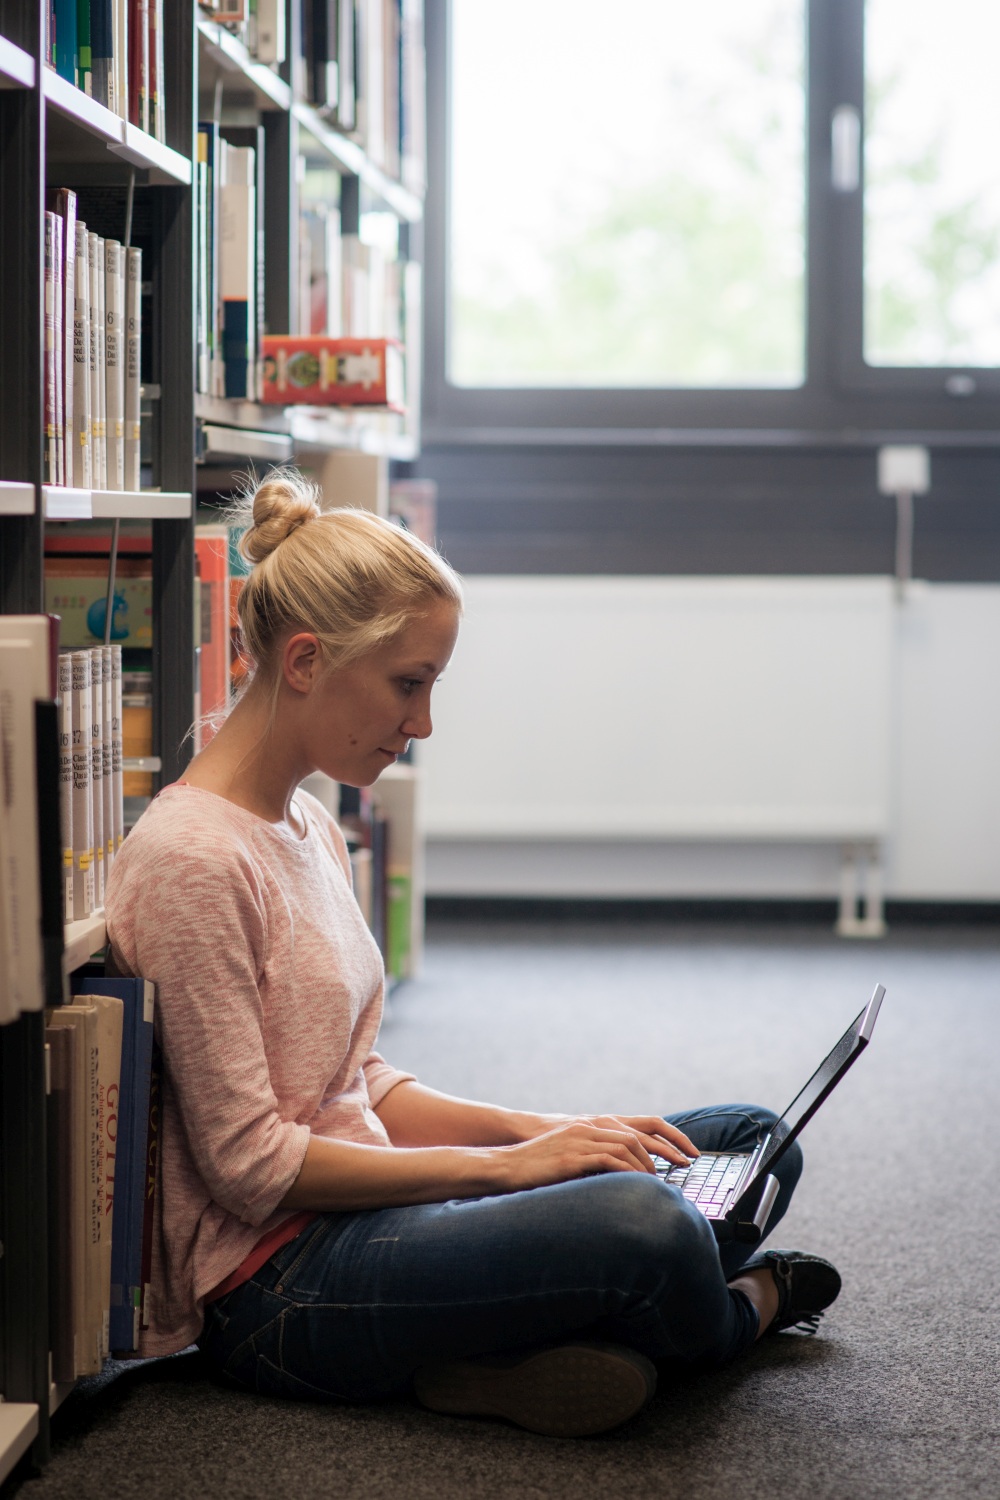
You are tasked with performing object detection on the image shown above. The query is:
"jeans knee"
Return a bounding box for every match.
[580,1172,719,1276]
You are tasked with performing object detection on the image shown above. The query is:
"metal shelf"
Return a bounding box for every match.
[63,912,108,977]
[0,1405,39,1488]
[0,33,34,90]
[43,488,193,521]
[195,396,416,462]
[292,103,422,223]
[197,18,292,110]
[43,68,192,185]
[0,481,35,515]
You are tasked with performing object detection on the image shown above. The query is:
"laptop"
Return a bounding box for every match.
[656,983,885,1244]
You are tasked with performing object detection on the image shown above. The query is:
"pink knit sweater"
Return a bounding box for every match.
[104,783,414,1355]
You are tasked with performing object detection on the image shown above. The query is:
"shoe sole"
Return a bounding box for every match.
[413,1343,657,1439]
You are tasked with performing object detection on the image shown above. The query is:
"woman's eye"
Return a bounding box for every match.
[399,678,422,695]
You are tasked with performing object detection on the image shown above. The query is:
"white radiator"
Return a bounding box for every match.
[421,576,893,844]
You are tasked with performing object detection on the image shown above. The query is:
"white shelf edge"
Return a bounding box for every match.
[291,101,422,222]
[43,69,191,183]
[0,33,35,90]
[44,487,193,521]
[197,19,291,110]
[0,481,35,515]
[63,911,107,976]
[0,1404,39,1486]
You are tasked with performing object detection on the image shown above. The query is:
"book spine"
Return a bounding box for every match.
[44,212,59,486]
[104,239,124,492]
[52,211,66,485]
[113,0,128,119]
[45,1023,77,1383]
[111,644,124,852]
[77,0,93,95]
[54,189,78,488]
[88,232,105,491]
[125,246,142,490]
[77,222,92,488]
[90,647,105,908]
[138,1044,160,1331]
[100,646,115,886]
[43,1011,90,1374]
[219,143,256,399]
[254,0,286,63]
[93,993,124,1360]
[70,648,95,919]
[91,0,114,111]
[152,0,164,142]
[54,0,79,85]
[58,653,74,924]
[195,135,210,393]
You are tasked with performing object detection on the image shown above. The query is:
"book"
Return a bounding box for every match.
[88,231,105,490]
[110,644,124,853]
[253,0,286,63]
[77,0,93,96]
[91,0,115,112]
[194,523,232,739]
[46,1022,79,1383]
[89,648,103,908]
[0,619,52,1019]
[49,189,78,491]
[125,246,142,490]
[219,141,256,399]
[100,646,115,887]
[69,648,96,922]
[44,212,59,485]
[53,0,79,85]
[44,1010,90,1376]
[46,554,154,649]
[196,123,223,396]
[58,652,74,923]
[90,990,124,1359]
[73,218,93,488]
[74,974,155,1354]
[261,335,405,408]
[139,1046,161,1330]
[45,1001,104,1374]
[105,238,125,491]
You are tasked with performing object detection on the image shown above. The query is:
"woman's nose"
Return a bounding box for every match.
[403,705,433,740]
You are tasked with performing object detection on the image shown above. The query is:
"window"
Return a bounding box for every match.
[424,0,1000,437]
[449,0,805,390]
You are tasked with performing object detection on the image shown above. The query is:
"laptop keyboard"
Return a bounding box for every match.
[656,1153,750,1215]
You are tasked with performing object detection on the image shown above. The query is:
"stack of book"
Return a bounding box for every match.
[45,189,143,493]
[56,646,125,924]
[45,1,167,140]
[47,972,158,1376]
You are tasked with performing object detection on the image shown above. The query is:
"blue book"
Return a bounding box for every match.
[53,0,79,85]
[73,974,155,1353]
[90,0,114,112]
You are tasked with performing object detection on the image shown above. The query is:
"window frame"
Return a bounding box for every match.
[421,0,1000,447]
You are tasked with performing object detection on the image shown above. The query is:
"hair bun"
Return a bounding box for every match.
[238,469,322,565]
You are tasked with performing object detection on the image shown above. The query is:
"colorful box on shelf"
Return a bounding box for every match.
[261,337,405,411]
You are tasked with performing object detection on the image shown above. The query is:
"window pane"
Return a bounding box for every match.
[449,0,805,389]
[865,0,1000,367]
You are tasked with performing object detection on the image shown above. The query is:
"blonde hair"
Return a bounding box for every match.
[228,467,462,689]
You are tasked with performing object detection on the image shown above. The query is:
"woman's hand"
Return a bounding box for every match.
[490,1113,699,1193]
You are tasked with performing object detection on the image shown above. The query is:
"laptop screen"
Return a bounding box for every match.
[754,986,885,1179]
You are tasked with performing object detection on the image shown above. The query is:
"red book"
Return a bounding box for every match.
[260,335,405,410]
[194,525,231,739]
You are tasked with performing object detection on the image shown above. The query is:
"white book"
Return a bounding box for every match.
[125,247,142,491]
[88,232,105,492]
[90,648,105,909]
[100,647,115,887]
[73,220,93,489]
[44,213,59,485]
[70,649,96,921]
[0,620,51,1019]
[58,652,74,924]
[51,212,66,485]
[105,239,125,492]
[219,143,256,400]
[254,0,286,63]
[113,0,128,120]
[110,645,124,855]
[58,192,78,490]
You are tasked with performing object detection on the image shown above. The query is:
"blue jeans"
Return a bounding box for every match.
[198,1104,803,1402]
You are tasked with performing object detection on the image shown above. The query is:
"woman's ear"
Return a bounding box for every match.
[282,632,322,694]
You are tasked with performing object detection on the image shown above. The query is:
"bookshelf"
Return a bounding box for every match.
[0,0,427,1480]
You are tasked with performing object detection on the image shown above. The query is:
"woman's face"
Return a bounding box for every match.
[306,598,460,787]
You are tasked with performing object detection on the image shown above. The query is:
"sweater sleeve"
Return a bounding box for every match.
[110,829,311,1226]
[363,1051,416,1106]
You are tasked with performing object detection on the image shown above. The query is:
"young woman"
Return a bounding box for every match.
[104,469,841,1438]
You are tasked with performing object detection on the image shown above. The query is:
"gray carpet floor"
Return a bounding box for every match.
[11,915,999,1500]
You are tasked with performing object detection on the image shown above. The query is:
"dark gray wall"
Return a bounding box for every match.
[415,444,1000,580]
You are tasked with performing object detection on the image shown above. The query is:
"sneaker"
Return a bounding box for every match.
[736,1248,842,1336]
[413,1341,657,1438]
